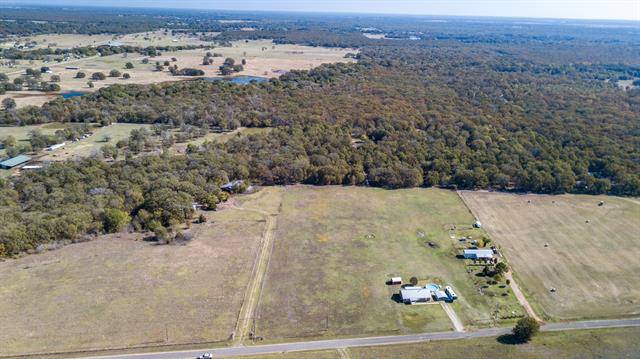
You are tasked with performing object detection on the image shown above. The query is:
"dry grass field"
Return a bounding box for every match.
[0,31,216,50]
[0,202,268,356]
[1,39,356,108]
[238,327,640,359]
[255,186,523,341]
[459,191,640,321]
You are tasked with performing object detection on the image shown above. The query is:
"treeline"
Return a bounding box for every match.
[0,153,232,256]
[0,44,212,61]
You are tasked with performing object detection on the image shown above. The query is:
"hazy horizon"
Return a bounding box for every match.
[4,0,640,21]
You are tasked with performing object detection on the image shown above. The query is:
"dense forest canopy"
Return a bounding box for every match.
[0,7,639,256]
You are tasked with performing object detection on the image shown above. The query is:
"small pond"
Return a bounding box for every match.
[61,91,87,99]
[202,75,269,85]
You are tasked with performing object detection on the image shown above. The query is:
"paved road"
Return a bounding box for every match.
[84,318,640,359]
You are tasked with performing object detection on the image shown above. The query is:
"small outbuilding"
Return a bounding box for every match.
[473,221,482,228]
[21,165,43,170]
[463,248,494,260]
[0,154,31,169]
[389,277,402,285]
[434,290,449,301]
[221,180,246,193]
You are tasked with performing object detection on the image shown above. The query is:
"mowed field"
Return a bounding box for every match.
[0,39,356,108]
[39,123,151,161]
[0,201,269,356]
[255,186,523,341]
[459,191,640,321]
[0,122,63,156]
[238,327,640,359]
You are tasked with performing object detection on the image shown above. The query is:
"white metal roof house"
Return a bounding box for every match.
[400,286,432,304]
[46,142,66,151]
[463,249,494,259]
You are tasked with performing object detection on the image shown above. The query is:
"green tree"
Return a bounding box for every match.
[75,71,86,79]
[513,317,540,342]
[2,98,16,110]
[102,208,131,233]
[109,69,121,78]
[125,62,134,69]
[409,276,419,286]
[494,262,509,275]
[2,135,16,148]
[92,72,106,80]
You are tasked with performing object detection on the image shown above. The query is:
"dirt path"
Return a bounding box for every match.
[440,302,465,332]
[505,271,542,322]
[232,207,279,345]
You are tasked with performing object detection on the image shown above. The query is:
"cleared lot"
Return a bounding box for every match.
[459,191,640,321]
[0,39,356,108]
[0,205,265,356]
[255,186,522,341]
[39,123,151,162]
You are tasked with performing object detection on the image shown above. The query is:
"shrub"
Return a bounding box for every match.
[92,72,106,80]
[103,208,131,233]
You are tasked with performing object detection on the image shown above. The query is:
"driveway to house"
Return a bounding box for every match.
[82,318,640,359]
[441,302,465,332]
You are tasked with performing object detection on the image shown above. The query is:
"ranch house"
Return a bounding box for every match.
[463,248,494,260]
[400,286,432,304]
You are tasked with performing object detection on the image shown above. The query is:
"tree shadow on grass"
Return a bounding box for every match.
[497,334,525,345]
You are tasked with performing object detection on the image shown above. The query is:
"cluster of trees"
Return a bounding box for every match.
[171,68,205,76]
[0,68,60,94]
[219,57,244,76]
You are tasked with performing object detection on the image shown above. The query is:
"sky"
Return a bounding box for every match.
[5,1,640,21]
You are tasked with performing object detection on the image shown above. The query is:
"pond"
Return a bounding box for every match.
[61,91,87,99]
[202,75,269,85]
